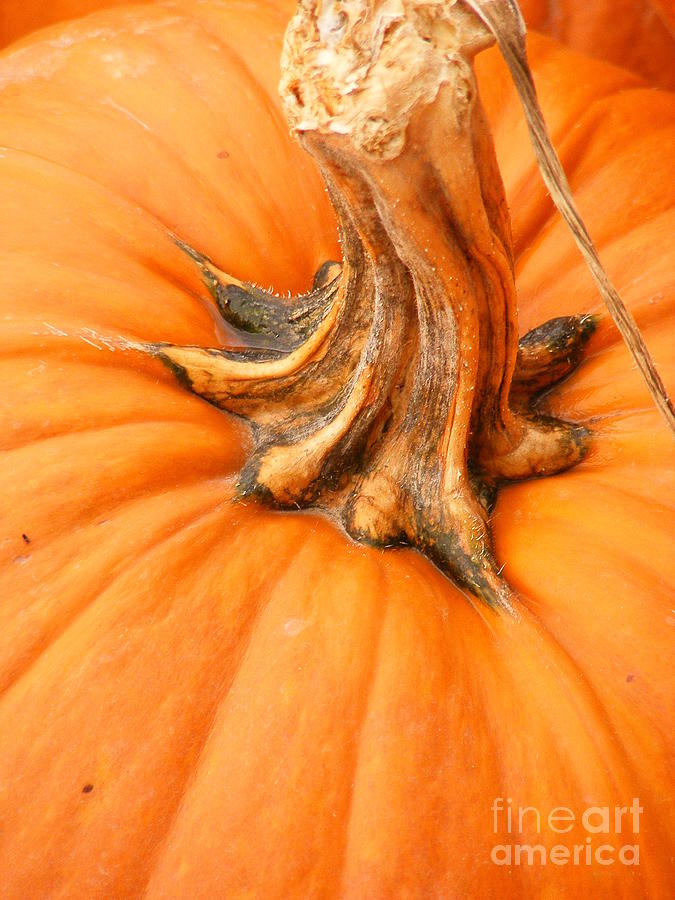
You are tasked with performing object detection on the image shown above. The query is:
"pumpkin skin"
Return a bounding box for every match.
[0,0,138,48]
[0,0,673,897]
[3,0,675,90]
[519,0,675,89]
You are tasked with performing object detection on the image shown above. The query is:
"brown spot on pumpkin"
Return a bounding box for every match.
[82,784,94,794]
[626,674,635,683]
[21,533,30,544]
[216,150,230,159]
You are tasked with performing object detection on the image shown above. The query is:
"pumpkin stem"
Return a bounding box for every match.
[171,236,341,352]
[125,0,603,609]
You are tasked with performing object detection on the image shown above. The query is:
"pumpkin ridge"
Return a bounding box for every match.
[0,417,236,461]
[0,424,243,566]
[0,485,238,699]
[517,483,673,573]
[502,578,675,895]
[593,480,675,514]
[0,385,234,437]
[0,143,230,300]
[517,108,675,273]
[0,253,210,323]
[140,25,295,248]
[334,561,389,895]
[143,518,385,898]
[0,504,279,897]
[320,552,443,894]
[95,100,270,251]
[172,0,340,281]
[136,520,302,896]
[154,6,315,270]
[511,98,644,265]
[2,97,264,266]
[499,608,674,897]
[500,67,643,260]
[0,473,236,572]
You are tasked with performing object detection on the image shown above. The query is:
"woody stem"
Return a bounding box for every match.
[127,0,597,609]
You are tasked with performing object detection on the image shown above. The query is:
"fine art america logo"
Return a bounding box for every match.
[490,798,642,867]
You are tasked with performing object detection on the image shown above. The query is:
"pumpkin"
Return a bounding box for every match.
[0,0,673,897]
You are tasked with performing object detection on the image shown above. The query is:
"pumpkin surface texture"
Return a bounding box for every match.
[3,0,675,88]
[518,0,675,89]
[0,0,673,898]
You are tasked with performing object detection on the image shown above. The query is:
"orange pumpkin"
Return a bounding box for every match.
[0,0,673,897]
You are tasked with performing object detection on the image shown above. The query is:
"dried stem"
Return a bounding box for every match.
[117,0,650,607]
